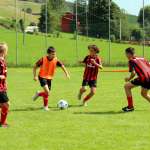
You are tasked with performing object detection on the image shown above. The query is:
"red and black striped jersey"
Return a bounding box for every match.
[0,58,7,92]
[82,55,101,81]
[129,57,150,82]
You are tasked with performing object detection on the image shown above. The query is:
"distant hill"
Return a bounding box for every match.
[0,0,139,30]
[126,14,138,27]
[0,0,42,28]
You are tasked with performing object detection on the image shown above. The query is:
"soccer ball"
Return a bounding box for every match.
[57,100,69,109]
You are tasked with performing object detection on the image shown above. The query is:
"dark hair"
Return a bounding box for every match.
[47,46,55,54]
[125,47,135,55]
[88,45,100,54]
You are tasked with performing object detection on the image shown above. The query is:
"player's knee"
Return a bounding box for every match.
[80,88,86,93]
[124,84,130,90]
[141,91,147,98]
[91,90,96,95]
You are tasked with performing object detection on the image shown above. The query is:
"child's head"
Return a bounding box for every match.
[125,47,135,60]
[0,43,8,57]
[47,46,56,59]
[88,45,100,56]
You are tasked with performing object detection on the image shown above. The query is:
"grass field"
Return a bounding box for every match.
[0,28,150,66]
[0,67,150,150]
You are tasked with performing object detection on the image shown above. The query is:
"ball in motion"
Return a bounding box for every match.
[57,100,69,109]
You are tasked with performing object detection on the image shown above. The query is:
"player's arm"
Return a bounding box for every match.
[125,61,135,82]
[91,58,103,69]
[79,56,88,65]
[57,61,70,79]
[61,65,70,79]
[125,71,136,82]
[33,63,38,81]
[33,58,43,81]
[0,62,5,80]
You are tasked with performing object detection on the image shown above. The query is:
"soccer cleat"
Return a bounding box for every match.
[32,91,40,101]
[0,123,9,128]
[44,106,49,111]
[122,106,134,112]
[82,101,88,107]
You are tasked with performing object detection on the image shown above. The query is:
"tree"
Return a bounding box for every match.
[72,0,87,34]
[138,6,150,40]
[38,4,51,33]
[138,6,150,27]
[38,0,67,33]
[19,19,25,33]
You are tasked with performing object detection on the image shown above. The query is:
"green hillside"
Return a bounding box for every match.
[0,0,42,26]
[127,14,138,28]
[0,28,149,66]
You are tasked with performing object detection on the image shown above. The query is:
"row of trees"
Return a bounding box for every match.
[38,0,150,41]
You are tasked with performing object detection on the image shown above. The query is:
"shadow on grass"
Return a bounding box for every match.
[69,104,83,108]
[73,111,125,115]
[10,106,58,112]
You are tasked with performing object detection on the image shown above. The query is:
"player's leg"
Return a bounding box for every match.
[78,86,86,100]
[141,88,150,103]
[123,82,136,112]
[33,77,48,101]
[42,84,50,110]
[83,87,96,106]
[83,80,97,106]
[0,92,9,127]
[78,80,87,100]
[0,102,9,128]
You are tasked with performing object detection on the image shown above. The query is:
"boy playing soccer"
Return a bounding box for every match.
[78,45,103,106]
[33,46,70,111]
[0,43,9,128]
[123,47,150,112]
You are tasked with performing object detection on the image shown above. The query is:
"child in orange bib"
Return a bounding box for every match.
[33,46,70,111]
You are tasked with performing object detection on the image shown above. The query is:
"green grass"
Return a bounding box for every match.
[0,28,150,66]
[0,67,150,150]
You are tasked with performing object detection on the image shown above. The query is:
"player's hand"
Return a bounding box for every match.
[91,59,96,65]
[125,77,130,82]
[0,75,5,80]
[66,74,70,79]
[34,76,38,81]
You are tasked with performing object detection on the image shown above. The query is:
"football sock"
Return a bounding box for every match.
[38,92,47,97]
[43,94,49,107]
[127,96,133,108]
[38,92,49,107]
[1,105,9,125]
[83,94,92,103]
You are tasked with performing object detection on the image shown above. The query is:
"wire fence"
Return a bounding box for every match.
[0,0,150,67]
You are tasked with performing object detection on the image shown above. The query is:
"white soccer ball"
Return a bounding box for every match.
[57,100,69,109]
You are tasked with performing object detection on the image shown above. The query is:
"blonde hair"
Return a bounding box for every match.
[0,43,8,54]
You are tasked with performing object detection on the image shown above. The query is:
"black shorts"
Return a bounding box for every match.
[38,76,52,90]
[82,80,97,88]
[131,78,150,90]
[0,92,9,103]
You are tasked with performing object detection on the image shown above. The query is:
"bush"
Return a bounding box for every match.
[110,35,116,42]
[26,8,32,14]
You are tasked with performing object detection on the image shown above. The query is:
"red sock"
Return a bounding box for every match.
[38,92,49,107]
[127,96,133,108]
[83,95,91,103]
[44,96,48,107]
[38,92,47,97]
[1,105,9,125]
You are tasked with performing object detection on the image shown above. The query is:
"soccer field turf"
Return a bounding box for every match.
[1,67,150,150]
